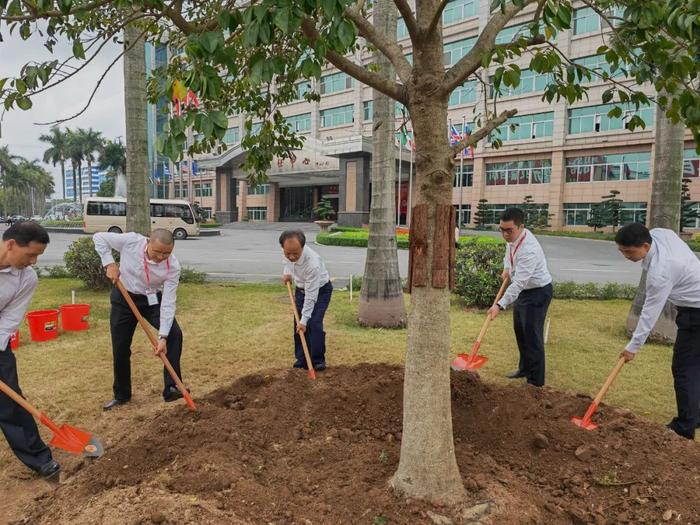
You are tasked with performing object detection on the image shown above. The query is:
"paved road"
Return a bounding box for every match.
[15,223,643,285]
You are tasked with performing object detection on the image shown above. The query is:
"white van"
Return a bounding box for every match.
[83,197,200,240]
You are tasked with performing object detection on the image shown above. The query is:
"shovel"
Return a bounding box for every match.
[286,282,317,380]
[571,357,626,430]
[0,379,103,457]
[451,278,510,371]
[115,279,196,410]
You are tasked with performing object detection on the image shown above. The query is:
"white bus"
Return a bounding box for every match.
[83,197,200,240]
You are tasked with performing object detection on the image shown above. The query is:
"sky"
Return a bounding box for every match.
[0,32,126,198]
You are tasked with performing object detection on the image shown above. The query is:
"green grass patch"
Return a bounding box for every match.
[199,222,223,229]
[40,220,83,227]
[318,227,503,249]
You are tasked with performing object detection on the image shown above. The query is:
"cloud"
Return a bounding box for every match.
[0,32,126,197]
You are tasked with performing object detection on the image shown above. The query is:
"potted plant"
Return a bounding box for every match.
[313,198,336,232]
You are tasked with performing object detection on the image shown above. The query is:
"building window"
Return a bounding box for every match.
[320,105,354,128]
[443,37,477,66]
[494,112,554,141]
[363,100,373,121]
[449,80,478,106]
[563,203,593,226]
[568,103,654,134]
[194,183,212,197]
[565,152,651,182]
[684,149,700,177]
[491,69,551,98]
[285,113,312,133]
[620,202,647,224]
[397,18,409,39]
[320,72,354,94]
[486,159,552,186]
[443,0,478,25]
[223,126,240,145]
[496,23,529,44]
[454,164,474,187]
[155,45,168,67]
[455,204,472,226]
[247,207,267,221]
[573,54,624,81]
[248,183,269,195]
[174,186,188,198]
[295,81,311,101]
[686,203,700,228]
[573,6,623,35]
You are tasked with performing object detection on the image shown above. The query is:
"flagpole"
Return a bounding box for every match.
[459,114,466,229]
[397,128,402,227]
[408,130,414,229]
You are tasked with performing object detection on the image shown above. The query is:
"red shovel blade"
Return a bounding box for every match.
[450,353,488,371]
[464,355,488,370]
[182,389,197,411]
[46,422,104,457]
[570,415,598,431]
[307,368,317,380]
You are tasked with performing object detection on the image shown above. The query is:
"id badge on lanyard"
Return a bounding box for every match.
[144,246,169,306]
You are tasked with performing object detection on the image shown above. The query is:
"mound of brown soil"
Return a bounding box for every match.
[16,364,700,524]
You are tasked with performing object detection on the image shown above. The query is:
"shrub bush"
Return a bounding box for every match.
[553,281,637,300]
[180,267,207,284]
[454,242,504,307]
[64,237,119,290]
[36,265,72,279]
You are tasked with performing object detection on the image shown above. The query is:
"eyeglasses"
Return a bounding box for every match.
[499,227,516,234]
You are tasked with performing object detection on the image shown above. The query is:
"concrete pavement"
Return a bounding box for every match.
[10,223,643,285]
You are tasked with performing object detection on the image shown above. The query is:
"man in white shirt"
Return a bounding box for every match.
[0,222,60,480]
[280,230,332,371]
[616,222,700,440]
[94,229,184,410]
[488,208,553,387]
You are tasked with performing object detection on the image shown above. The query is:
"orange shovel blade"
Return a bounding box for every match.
[49,423,104,456]
[182,390,197,411]
[450,353,488,371]
[307,368,317,380]
[570,416,598,431]
[464,355,488,370]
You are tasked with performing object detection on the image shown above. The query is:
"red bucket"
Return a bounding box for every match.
[26,310,59,342]
[60,304,90,331]
[10,330,19,351]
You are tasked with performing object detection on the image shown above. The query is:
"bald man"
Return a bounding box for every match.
[94,229,184,410]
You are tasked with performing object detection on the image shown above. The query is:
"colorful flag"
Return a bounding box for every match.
[449,124,462,145]
[463,124,475,159]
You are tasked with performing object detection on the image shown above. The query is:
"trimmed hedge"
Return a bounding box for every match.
[317,228,503,250]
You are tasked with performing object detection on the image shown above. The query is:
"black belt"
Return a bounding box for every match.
[677,305,700,312]
[297,281,331,293]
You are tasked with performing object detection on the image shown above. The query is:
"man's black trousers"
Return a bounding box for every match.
[513,283,553,387]
[668,306,700,439]
[110,287,183,400]
[293,282,333,368]
[0,344,52,471]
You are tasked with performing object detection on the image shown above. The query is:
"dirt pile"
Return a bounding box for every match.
[15,364,700,524]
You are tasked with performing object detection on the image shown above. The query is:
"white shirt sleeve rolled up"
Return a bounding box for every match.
[0,269,38,351]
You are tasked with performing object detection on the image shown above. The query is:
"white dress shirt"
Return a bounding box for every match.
[626,228,700,353]
[498,228,552,309]
[0,266,38,351]
[94,232,181,337]
[283,246,330,325]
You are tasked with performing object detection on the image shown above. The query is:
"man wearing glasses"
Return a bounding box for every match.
[487,208,553,387]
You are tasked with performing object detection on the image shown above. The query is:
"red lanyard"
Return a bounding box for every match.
[143,246,170,290]
[509,232,527,267]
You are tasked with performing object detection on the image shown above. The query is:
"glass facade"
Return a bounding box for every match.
[320,72,354,94]
[568,103,655,134]
[320,105,354,128]
[486,159,552,186]
[565,152,651,182]
[494,112,554,141]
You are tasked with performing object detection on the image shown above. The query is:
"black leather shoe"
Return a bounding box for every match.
[313,363,327,372]
[103,398,129,411]
[506,369,526,379]
[37,459,60,482]
[163,386,183,402]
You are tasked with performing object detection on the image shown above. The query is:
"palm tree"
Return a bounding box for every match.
[0,146,19,215]
[99,139,127,197]
[39,126,69,200]
[66,129,84,202]
[358,0,406,327]
[77,127,104,197]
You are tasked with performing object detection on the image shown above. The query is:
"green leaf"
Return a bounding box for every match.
[337,20,355,48]
[14,78,26,94]
[210,110,228,129]
[58,0,72,14]
[243,23,259,47]
[72,39,85,59]
[601,88,614,104]
[19,22,30,40]
[16,96,32,110]
[258,22,271,44]
[199,32,221,54]
[273,7,291,33]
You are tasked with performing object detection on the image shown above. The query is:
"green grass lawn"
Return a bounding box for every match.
[1,279,679,471]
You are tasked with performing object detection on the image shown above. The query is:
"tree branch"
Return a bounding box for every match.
[443,0,539,94]
[344,5,412,84]
[301,18,407,103]
[394,0,418,42]
[450,109,516,154]
[427,0,450,36]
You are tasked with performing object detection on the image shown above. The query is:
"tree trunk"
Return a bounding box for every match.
[87,159,93,197]
[71,161,78,202]
[358,0,406,328]
[625,96,684,342]
[124,21,150,235]
[61,160,66,201]
[390,16,465,502]
[77,161,83,203]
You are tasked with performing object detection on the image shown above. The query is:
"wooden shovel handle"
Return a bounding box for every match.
[592,357,626,406]
[474,278,510,344]
[115,279,194,404]
[286,282,316,376]
[0,378,41,420]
